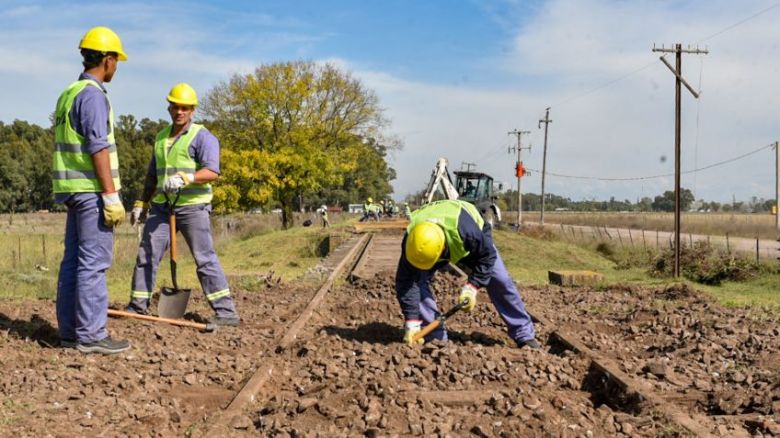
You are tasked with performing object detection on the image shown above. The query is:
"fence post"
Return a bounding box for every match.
[603,226,612,239]
[656,230,659,247]
[726,233,730,253]
[42,234,46,266]
[617,229,624,246]
[18,235,22,268]
[689,233,693,247]
[642,229,646,250]
[756,237,760,263]
[628,229,634,247]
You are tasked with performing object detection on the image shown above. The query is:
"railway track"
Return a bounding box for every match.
[195,226,776,436]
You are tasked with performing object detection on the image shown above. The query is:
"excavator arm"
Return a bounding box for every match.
[422,158,460,204]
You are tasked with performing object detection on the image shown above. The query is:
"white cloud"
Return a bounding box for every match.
[3,0,780,205]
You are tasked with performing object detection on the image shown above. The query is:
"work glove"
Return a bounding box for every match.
[101,192,125,227]
[403,320,424,345]
[458,283,478,312]
[163,171,193,194]
[130,200,149,226]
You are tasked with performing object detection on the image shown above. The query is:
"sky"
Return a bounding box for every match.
[2,0,780,204]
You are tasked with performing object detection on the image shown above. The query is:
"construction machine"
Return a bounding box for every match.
[422,158,502,227]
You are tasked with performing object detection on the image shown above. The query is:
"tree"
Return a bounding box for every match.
[201,61,395,227]
[651,188,694,212]
[115,115,167,207]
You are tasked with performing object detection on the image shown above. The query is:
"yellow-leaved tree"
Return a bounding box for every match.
[201,61,391,228]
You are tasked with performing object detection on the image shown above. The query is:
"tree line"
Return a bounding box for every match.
[498,188,775,213]
[0,61,397,227]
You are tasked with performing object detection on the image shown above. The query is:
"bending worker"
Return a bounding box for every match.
[54,26,130,355]
[126,83,240,326]
[396,199,539,349]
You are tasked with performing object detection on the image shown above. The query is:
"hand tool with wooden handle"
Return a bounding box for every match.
[411,298,470,343]
[108,309,217,332]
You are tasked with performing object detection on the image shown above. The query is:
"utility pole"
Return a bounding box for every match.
[508,129,531,230]
[652,43,708,278]
[461,162,476,172]
[538,107,552,225]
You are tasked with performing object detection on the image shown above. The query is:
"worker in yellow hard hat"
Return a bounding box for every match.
[397,200,538,349]
[126,83,240,326]
[53,26,129,354]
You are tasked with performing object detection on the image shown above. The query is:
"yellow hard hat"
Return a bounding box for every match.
[367,197,373,203]
[405,221,445,270]
[79,26,127,61]
[167,83,198,106]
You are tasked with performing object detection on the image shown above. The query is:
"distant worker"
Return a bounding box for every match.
[318,204,330,228]
[396,200,539,349]
[126,83,240,326]
[54,26,130,354]
[403,202,412,218]
[361,197,380,222]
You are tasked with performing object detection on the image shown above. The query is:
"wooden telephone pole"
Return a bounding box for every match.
[508,129,531,230]
[538,108,552,225]
[652,43,708,277]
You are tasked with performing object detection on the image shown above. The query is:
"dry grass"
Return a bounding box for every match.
[513,211,779,240]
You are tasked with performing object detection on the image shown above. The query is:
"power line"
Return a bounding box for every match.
[527,143,774,181]
[547,1,780,110]
[695,1,780,44]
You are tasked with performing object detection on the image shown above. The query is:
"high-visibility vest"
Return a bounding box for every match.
[151,123,213,206]
[407,200,484,265]
[52,80,120,193]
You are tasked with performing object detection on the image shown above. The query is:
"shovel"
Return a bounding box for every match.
[157,191,192,319]
[411,298,470,343]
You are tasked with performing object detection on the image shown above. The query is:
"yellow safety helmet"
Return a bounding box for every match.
[79,26,127,61]
[367,197,373,203]
[405,221,445,270]
[167,83,198,106]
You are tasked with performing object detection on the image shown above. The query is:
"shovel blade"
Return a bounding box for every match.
[158,287,191,319]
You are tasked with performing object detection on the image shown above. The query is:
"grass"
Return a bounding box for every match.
[1,210,778,313]
[513,211,780,240]
[0,212,349,302]
[492,227,780,311]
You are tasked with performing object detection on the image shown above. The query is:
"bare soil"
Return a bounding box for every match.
[0,271,778,436]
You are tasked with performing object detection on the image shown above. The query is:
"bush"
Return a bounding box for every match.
[649,241,760,285]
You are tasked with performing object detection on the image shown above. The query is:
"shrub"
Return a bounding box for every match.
[649,241,760,285]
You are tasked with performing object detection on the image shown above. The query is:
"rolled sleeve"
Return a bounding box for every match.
[70,86,111,155]
[189,128,220,173]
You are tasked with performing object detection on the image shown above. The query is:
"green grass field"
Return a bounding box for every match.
[1,212,778,312]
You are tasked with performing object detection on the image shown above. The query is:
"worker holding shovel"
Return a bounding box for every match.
[396,200,539,349]
[126,83,239,326]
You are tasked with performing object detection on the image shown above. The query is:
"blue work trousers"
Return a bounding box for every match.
[129,202,237,318]
[56,193,113,343]
[417,247,536,344]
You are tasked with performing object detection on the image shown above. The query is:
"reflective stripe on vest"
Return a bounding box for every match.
[151,123,213,206]
[407,200,485,265]
[52,79,120,193]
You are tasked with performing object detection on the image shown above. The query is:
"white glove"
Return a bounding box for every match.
[458,283,478,312]
[130,200,148,226]
[163,172,192,194]
[403,320,424,345]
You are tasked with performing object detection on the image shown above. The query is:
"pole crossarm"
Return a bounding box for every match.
[658,56,701,98]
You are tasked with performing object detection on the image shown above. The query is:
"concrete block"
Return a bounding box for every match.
[548,270,604,286]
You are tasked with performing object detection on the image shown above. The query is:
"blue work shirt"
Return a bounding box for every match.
[395,209,497,321]
[55,72,112,203]
[146,122,221,178]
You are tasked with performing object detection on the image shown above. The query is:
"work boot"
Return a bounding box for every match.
[516,338,541,350]
[75,337,131,355]
[125,303,148,315]
[60,339,77,349]
[210,316,240,327]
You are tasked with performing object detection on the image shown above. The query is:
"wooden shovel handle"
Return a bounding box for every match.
[412,320,441,343]
[170,214,177,261]
[107,309,210,331]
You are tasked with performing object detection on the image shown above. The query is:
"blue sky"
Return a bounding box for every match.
[2,0,780,204]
